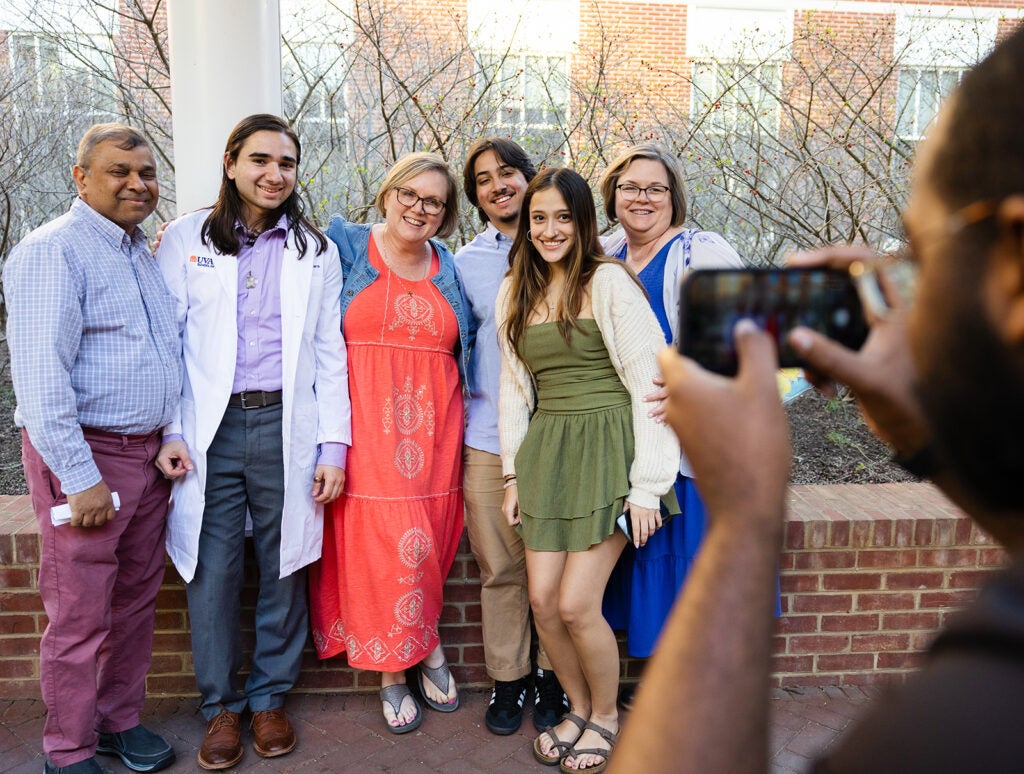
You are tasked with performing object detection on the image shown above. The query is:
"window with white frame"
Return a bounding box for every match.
[281,41,348,128]
[691,59,780,136]
[7,32,116,119]
[477,51,569,130]
[893,11,997,142]
[280,0,352,130]
[468,0,576,145]
[9,33,61,97]
[895,67,963,141]
[688,6,791,137]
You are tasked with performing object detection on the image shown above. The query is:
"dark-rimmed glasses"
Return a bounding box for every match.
[615,184,670,202]
[394,186,446,215]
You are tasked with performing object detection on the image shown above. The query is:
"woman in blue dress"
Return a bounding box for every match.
[598,144,751,705]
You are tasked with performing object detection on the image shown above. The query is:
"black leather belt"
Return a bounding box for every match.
[228,390,283,409]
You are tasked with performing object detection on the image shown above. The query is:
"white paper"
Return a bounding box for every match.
[50,491,121,526]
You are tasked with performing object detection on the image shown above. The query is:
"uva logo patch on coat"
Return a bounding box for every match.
[189,255,216,268]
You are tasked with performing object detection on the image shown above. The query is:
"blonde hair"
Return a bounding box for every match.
[374,152,460,239]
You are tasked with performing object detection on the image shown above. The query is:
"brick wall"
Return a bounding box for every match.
[775,484,1004,686]
[0,484,1005,699]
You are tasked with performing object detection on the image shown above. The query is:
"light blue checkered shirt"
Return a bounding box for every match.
[4,198,182,494]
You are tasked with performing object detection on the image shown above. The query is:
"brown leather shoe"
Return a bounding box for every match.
[251,708,296,758]
[197,708,243,770]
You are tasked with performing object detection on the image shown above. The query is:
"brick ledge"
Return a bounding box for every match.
[0,484,1006,697]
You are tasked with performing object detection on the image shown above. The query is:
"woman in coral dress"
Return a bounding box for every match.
[310,153,472,734]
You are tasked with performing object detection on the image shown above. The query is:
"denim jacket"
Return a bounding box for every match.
[325,216,473,385]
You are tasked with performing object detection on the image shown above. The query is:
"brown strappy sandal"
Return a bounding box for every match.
[559,720,617,774]
[532,712,587,766]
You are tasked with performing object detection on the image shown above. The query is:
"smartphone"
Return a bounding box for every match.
[617,502,674,542]
[678,267,869,376]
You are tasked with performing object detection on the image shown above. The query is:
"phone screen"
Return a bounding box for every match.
[678,268,869,376]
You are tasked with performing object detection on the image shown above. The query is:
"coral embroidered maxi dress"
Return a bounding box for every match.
[311,237,464,671]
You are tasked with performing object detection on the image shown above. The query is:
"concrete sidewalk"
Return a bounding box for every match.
[0,685,877,773]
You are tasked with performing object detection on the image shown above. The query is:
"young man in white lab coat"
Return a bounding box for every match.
[155,114,350,770]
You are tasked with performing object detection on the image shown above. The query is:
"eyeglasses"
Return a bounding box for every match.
[878,198,1000,313]
[616,184,671,202]
[906,198,999,247]
[394,187,446,215]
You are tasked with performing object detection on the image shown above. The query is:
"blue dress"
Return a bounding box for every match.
[602,237,708,657]
[602,236,779,657]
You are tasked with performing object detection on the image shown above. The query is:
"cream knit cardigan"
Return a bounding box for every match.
[496,262,681,511]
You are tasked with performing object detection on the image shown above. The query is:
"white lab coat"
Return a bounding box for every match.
[157,209,350,582]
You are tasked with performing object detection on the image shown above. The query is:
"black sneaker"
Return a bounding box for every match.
[96,724,175,772]
[485,676,529,735]
[618,682,637,712]
[43,757,110,774]
[533,667,569,732]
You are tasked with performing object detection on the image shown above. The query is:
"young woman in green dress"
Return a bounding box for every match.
[496,168,680,773]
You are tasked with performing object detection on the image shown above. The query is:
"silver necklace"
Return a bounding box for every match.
[380,228,430,296]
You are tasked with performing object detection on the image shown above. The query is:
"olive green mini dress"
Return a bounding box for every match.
[515,319,678,552]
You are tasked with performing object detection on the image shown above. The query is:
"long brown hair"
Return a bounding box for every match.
[502,167,642,362]
[201,114,327,256]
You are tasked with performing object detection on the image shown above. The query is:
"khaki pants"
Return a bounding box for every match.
[463,445,551,681]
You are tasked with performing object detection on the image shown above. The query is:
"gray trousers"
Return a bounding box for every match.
[186,403,307,720]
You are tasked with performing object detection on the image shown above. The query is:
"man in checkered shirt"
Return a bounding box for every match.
[4,123,181,774]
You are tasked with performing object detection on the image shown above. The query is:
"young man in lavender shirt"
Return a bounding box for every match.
[154,114,350,770]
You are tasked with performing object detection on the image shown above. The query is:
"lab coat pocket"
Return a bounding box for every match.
[292,402,319,474]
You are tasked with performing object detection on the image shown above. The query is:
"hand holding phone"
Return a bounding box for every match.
[678,267,870,376]
[617,501,674,545]
[784,250,931,455]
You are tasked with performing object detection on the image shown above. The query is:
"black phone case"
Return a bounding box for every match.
[678,268,868,376]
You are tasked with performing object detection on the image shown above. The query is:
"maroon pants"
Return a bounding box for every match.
[23,428,170,767]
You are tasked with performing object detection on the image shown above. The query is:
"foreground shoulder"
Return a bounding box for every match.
[326,217,372,264]
[432,237,456,265]
[7,214,84,272]
[325,215,371,243]
[495,275,514,312]
[454,231,488,263]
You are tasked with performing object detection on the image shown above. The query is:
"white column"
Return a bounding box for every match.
[167,0,283,214]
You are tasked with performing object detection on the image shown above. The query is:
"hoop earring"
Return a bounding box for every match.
[526,232,533,242]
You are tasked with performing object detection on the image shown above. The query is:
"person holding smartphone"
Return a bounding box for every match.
[497,168,679,773]
[613,25,1024,773]
[597,144,748,708]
